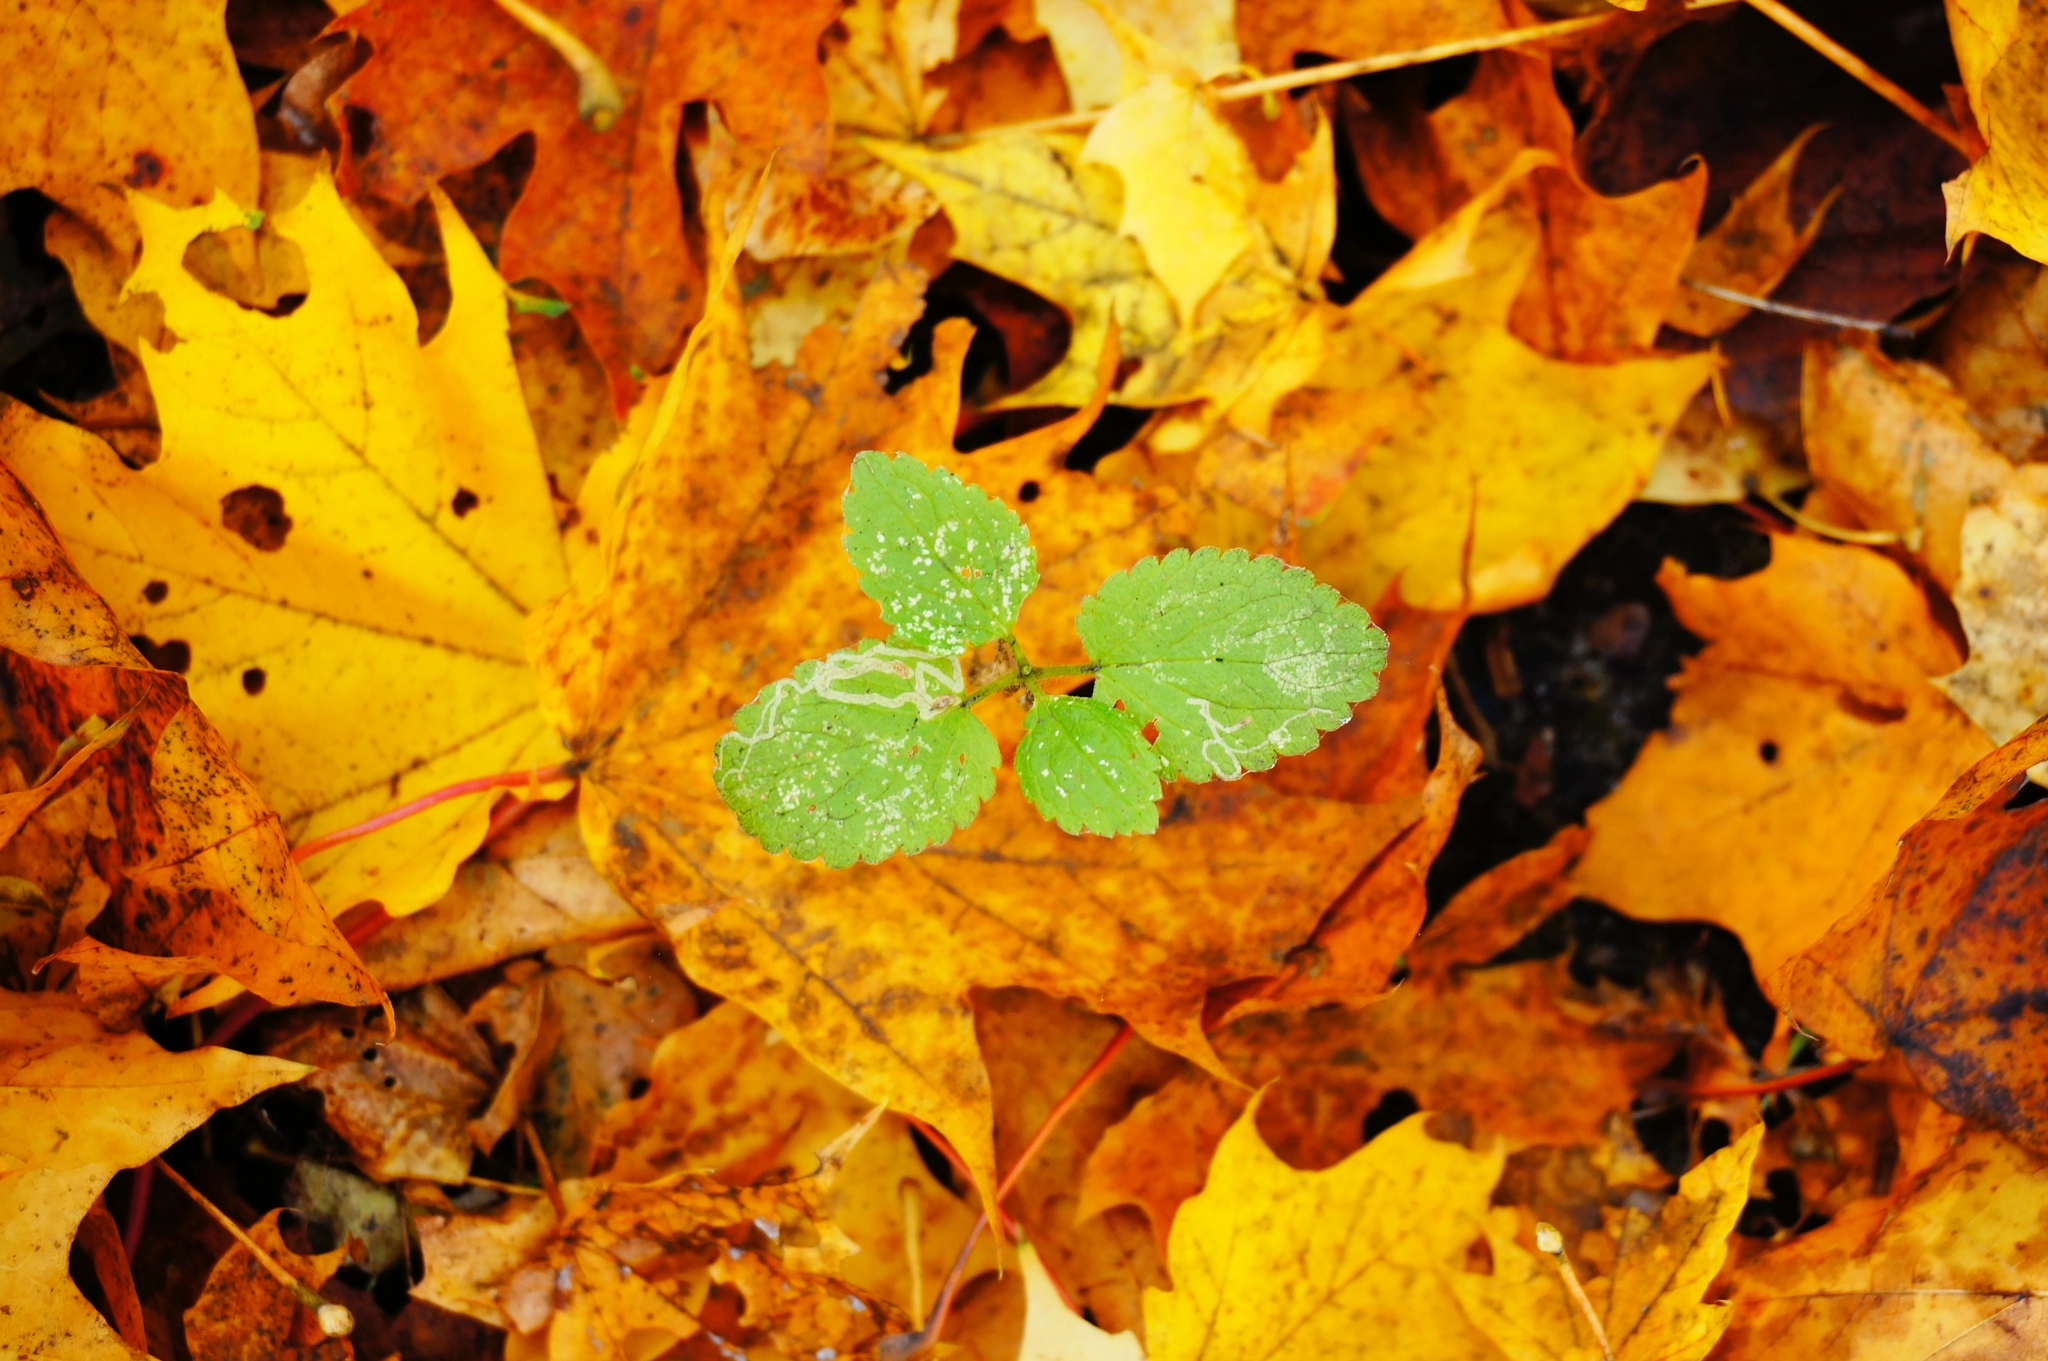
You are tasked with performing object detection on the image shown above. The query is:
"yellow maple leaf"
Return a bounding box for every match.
[1457,1125,1762,1361]
[1944,0,2048,262]
[0,991,308,1361]
[7,166,575,919]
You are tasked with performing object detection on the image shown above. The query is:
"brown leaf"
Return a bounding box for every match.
[182,1209,353,1361]
[1777,717,2048,1154]
[334,0,841,408]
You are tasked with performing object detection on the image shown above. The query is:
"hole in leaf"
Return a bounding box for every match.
[1361,1088,1420,1143]
[1759,740,1780,764]
[142,580,168,604]
[627,1077,651,1100]
[242,667,267,695]
[130,635,190,674]
[1017,479,1040,502]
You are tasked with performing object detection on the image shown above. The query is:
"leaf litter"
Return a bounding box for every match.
[6,1,2048,1358]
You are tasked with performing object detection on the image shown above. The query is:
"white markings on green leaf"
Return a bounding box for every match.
[1017,694,1165,836]
[713,639,999,868]
[1079,547,1390,783]
[843,449,1038,652]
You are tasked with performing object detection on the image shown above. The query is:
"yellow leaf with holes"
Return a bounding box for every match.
[5,166,574,920]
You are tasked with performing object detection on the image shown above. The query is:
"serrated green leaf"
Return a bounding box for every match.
[713,640,999,867]
[1017,694,1165,836]
[1080,547,1389,782]
[843,449,1039,652]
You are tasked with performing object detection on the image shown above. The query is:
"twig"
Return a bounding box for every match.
[901,1179,926,1326]
[1536,1222,1613,1361]
[290,763,576,863]
[933,15,1615,141]
[521,1117,567,1220]
[487,0,622,130]
[1681,1056,1863,1100]
[121,1161,155,1263]
[1681,279,1919,339]
[154,1159,353,1339]
[1757,486,1903,546]
[882,1022,1135,1358]
[1742,0,1984,160]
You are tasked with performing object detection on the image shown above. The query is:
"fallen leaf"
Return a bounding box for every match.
[1777,717,2048,1155]
[1141,1100,1507,1361]
[1929,261,2048,462]
[1944,0,2048,262]
[1716,1126,2048,1360]
[1236,0,1526,84]
[334,0,840,407]
[1666,123,1839,336]
[7,170,576,919]
[1456,1125,1762,1361]
[1934,488,2048,747]
[0,0,257,256]
[0,991,308,1361]
[268,985,497,1181]
[1018,1238,1145,1361]
[1572,535,1989,985]
[465,960,560,1154]
[358,799,644,992]
[529,233,1425,1203]
[182,1207,352,1361]
[589,1001,992,1316]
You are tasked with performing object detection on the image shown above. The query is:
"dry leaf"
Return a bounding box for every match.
[1666,123,1839,337]
[182,1208,353,1361]
[0,991,308,1361]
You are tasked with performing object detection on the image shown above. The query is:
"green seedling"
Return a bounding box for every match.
[713,451,1390,866]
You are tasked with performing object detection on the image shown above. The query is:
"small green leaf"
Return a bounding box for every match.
[843,450,1038,652]
[1079,547,1389,782]
[713,640,998,867]
[509,289,572,317]
[1017,694,1164,836]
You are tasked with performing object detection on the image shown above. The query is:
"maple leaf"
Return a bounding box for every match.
[7,167,576,921]
[0,412,381,1014]
[0,0,257,257]
[1944,0,2048,261]
[181,1208,352,1361]
[333,0,841,409]
[1571,534,1990,985]
[528,228,1433,1201]
[1777,717,2048,1154]
[1664,124,1840,337]
[0,991,308,1361]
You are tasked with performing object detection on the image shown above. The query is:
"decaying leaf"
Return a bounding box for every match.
[182,1208,352,1361]
[0,991,308,1361]
[1944,0,2048,262]
[1778,718,2048,1154]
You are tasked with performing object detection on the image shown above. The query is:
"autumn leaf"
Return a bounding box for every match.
[1944,0,2048,261]
[1665,123,1839,336]
[1572,534,1989,984]
[333,0,841,408]
[0,991,308,1361]
[529,229,1430,1202]
[1777,717,2048,1154]
[7,167,575,920]
[182,1208,352,1361]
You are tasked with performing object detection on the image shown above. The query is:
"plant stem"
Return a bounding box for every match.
[1742,0,1984,160]
[290,763,577,863]
[1536,1222,1612,1361]
[154,1159,354,1338]
[1682,1056,1863,1100]
[883,1022,1135,1358]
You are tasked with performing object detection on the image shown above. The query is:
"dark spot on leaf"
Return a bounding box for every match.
[1759,741,1779,764]
[130,635,190,673]
[126,151,164,188]
[383,1076,397,1089]
[143,580,169,604]
[1018,480,1041,502]
[451,488,479,517]
[361,1048,379,1062]
[221,485,293,551]
[242,667,267,696]
[627,1077,651,1099]
[9,577,33,601]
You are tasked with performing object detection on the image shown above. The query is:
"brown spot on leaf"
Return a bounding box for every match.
[125,151,163,188]
[451,487,479,517]
[10,577,34,601]
[129,635,191,674]
[220,485,293,551]
[143,580,169,604]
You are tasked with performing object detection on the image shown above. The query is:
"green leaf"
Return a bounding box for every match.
[1079,547,1389,782]
[1017,694,1164,836]
[713,640,999,867]
[843,449,1038,652]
